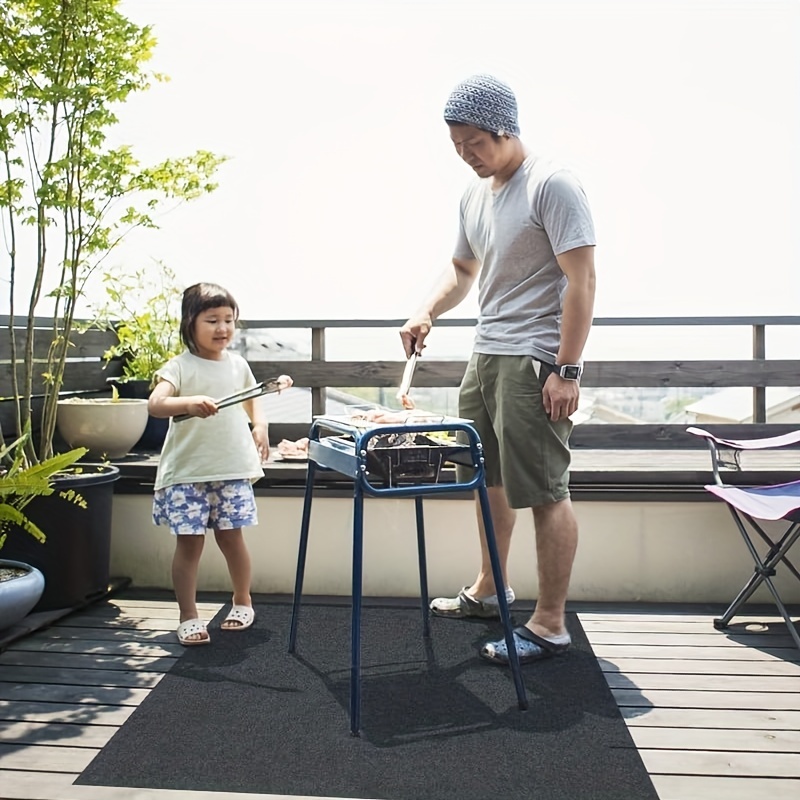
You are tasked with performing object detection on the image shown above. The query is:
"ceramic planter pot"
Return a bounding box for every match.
[0,560,46,632]
[56,398,149,459]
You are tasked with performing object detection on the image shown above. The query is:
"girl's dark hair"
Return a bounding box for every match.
[180,282,240,353]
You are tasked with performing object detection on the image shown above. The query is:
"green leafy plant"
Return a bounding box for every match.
[0,428,87,551]
[0,0,227,462]
[89,262,183,387]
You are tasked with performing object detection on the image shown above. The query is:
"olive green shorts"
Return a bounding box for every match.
[456,354,573,509]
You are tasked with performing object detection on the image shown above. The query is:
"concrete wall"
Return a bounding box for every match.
[110,493,800,605]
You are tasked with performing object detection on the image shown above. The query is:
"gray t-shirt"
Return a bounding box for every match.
[453,153,596,362]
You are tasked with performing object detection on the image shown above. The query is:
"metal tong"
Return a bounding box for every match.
[395,350,419,402]
[174,377,286,422]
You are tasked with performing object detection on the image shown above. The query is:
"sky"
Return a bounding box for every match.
[3,0,800,359]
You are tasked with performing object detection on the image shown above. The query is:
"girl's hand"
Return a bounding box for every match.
[186,396,219,419]
[251,421,269,461]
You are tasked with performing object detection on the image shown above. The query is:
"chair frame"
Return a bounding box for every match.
[687,426,800,651]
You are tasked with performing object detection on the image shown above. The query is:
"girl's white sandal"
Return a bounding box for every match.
[177,618,210,646]
[221,604,255,631]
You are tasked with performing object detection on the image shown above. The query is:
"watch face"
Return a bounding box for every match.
[560,365,581,380]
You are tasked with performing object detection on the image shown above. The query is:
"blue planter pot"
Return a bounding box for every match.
[0,560,46,632]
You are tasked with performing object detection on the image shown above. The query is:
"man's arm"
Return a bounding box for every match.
[555,245,596,366]
[400,257,480,357]
[542,244,596,422]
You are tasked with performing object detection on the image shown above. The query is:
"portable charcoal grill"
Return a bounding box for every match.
[304,414,477,488]
[290,413,529,736]
[320,429,473,486]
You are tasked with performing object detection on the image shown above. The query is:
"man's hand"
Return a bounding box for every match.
[399,314,431,358]
[542,375,580,422]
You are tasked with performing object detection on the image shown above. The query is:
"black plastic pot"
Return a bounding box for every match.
[109,378,168,452]
[0,464,120,612]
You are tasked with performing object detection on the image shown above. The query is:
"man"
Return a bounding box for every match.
[400,74,596,665]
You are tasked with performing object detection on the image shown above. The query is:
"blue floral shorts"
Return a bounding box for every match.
[152,480,258,536]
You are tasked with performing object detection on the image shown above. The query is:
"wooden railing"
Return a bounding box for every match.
[3,314,800,450]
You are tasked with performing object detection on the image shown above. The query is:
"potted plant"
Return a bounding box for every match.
[0,429,87,630]
[83,261,184,451]
[0,0,225,608]
[55,383,150,459]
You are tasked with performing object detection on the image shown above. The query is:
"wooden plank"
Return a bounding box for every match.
[0,770,81,799]
[103,599,223,614]
[0,360,122,392]
[586,631,800,648]
[0,666,164,688]
[0,327,118,361]
[0,682,152,705]
[0,651,177,672]
[76,603,221,622]
[630,725,800,752]
[0,700,134,725]
[652,775,800,800]
[0,770,317,800]
[55,617,177,632]
[606,672,800,692]
[7,639,184,658]
[621,706,800,729]
[253,358,800,389]
[0,742,97,772]
[600,658,800,676]
[592,644,800,661]
[579,611,798,624]
[640,748,800,778]
[613,688,800,710]
[581,618,799,634]
[35,626,180,644]
[0,720,117,748]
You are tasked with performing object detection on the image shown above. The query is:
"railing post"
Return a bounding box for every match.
[311,326,326,418]
[752,323,766,423]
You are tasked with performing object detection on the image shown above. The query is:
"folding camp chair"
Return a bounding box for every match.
[687,426,800,651]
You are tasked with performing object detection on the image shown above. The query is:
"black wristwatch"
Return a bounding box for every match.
[556,363,582,381]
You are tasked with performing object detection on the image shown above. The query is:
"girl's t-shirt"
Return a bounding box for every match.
[153,350,264,490]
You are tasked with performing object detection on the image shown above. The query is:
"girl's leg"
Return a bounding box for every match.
[173,534,207,642]
[214,527,253,628]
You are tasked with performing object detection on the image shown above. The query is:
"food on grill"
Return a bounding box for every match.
[277,437,309,458]
[399,393,416,410]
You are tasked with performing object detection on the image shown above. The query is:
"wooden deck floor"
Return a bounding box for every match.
[1,594,799,800]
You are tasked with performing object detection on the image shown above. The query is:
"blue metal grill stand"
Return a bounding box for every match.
[287,416,528,736]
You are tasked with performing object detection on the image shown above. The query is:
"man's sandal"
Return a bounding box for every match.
[177,618,210,646]
[430,586,515,619]
[480,625,571,665]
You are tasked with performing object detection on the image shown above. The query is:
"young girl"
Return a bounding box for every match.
[148,282,290,646]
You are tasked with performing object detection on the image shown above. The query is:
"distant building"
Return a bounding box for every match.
[686,387,800,424]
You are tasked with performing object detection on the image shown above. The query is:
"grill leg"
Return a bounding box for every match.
[415,496,431,638]
[288,461,317,653]
[478,483,528,711]
[350,485,365,736]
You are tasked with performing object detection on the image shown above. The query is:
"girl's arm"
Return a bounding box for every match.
[243,397,269,462]
[148,378,219,419]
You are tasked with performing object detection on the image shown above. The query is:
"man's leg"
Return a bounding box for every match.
[479,496,577,664]
[465,485,517,598]
[525,497,578,639]
[430,486,516,616]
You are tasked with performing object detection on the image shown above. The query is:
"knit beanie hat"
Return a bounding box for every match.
[443,74,520,137]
